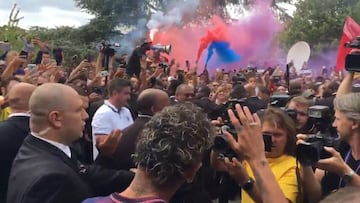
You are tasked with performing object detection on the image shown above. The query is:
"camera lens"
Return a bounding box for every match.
[213,135,229,152]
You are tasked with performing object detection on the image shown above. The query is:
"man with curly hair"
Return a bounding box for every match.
[83,102,214,203]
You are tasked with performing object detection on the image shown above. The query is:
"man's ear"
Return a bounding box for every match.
[351,120,360,131]
[48,111,62,129]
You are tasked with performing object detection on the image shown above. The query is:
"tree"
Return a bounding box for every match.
[281,0,359,49]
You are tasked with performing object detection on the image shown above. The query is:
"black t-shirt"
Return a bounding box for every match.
[321,141,355,196]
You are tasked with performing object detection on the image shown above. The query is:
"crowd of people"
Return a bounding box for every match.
[0,36,360,203]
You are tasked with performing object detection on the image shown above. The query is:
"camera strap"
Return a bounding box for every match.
[338,150,360,188]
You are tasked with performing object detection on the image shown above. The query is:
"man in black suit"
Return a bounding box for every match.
[7,83,133,203]
[0,83,36,203]
[193,85,224,120]
[96,88,170,170]
[245,85,268,114]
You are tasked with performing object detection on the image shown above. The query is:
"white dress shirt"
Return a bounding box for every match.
[31,133,72,158]
[8,112,31,118]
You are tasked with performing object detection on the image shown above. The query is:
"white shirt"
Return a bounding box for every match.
[8,112,31,118]
[91,100,134,159]
[31,133,72,158]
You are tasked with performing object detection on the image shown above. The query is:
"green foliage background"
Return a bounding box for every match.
[1,0,360,65]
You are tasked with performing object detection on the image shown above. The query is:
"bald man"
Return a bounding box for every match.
[0,83,36,203]
[96,88,170,170]
[7,83,133,203]
[173,84,195,104]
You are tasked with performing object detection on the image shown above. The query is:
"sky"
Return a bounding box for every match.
[0,0,296,29]
[0,0,94,29]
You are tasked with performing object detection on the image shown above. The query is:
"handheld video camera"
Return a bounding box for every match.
[270,94,292,108]
[213,99,272,158]
[296,134,340,166]
[345,36,360,72]
[213,124,273,158]
[296,105,339,166]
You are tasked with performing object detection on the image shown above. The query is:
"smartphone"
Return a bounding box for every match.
[263,133,273,152]
[99,70,109,77]
[27,64,37,72]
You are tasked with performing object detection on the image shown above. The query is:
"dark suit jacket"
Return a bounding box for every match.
[96,116,151,170]
[7,135,134,203]
[245,96,268,114]
[193,98,224,120]
[0,116,30,203]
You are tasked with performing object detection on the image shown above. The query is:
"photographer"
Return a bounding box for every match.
[298,72,360,202]
[127,41,151,78]
[286,96,316,134]
[212,107,299,203]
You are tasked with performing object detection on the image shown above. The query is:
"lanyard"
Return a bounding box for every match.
[338,150,360,188]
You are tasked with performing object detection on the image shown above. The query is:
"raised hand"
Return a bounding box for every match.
[224,104,264,161]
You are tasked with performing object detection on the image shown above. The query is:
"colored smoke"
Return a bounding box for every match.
[307,48,338,76]
[147,0,200,40]
[112,18,148,55]
[151,0,283,74]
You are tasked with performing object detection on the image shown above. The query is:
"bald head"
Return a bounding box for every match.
[8,83,36,112]
[175,84,192,94]
[29,83,79,119]
[175,84,194,102]
[137,88,170,115]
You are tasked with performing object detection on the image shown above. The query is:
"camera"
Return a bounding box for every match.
[296,105,339,166]
[220,99,246,123]
[231,73,247,85]
[100,41,120,57]
[345,36,360,72]
[270,94,291,108]
[151,44,172,54]
[296,134,340,166]
[213,125,238,158]
[213,125,273,158]
[308,105,336,135]
[159,62,169,69]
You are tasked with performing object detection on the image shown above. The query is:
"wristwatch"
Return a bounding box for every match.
[343,170,356,184]
[239,178,255,191]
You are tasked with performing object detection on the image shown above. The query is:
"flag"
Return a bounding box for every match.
[196,15,240,67]
[336,16,360,72]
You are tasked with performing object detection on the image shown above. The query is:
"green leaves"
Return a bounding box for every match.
[280,0,359,49]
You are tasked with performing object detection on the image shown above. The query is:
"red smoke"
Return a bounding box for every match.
[152,1,283,74]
